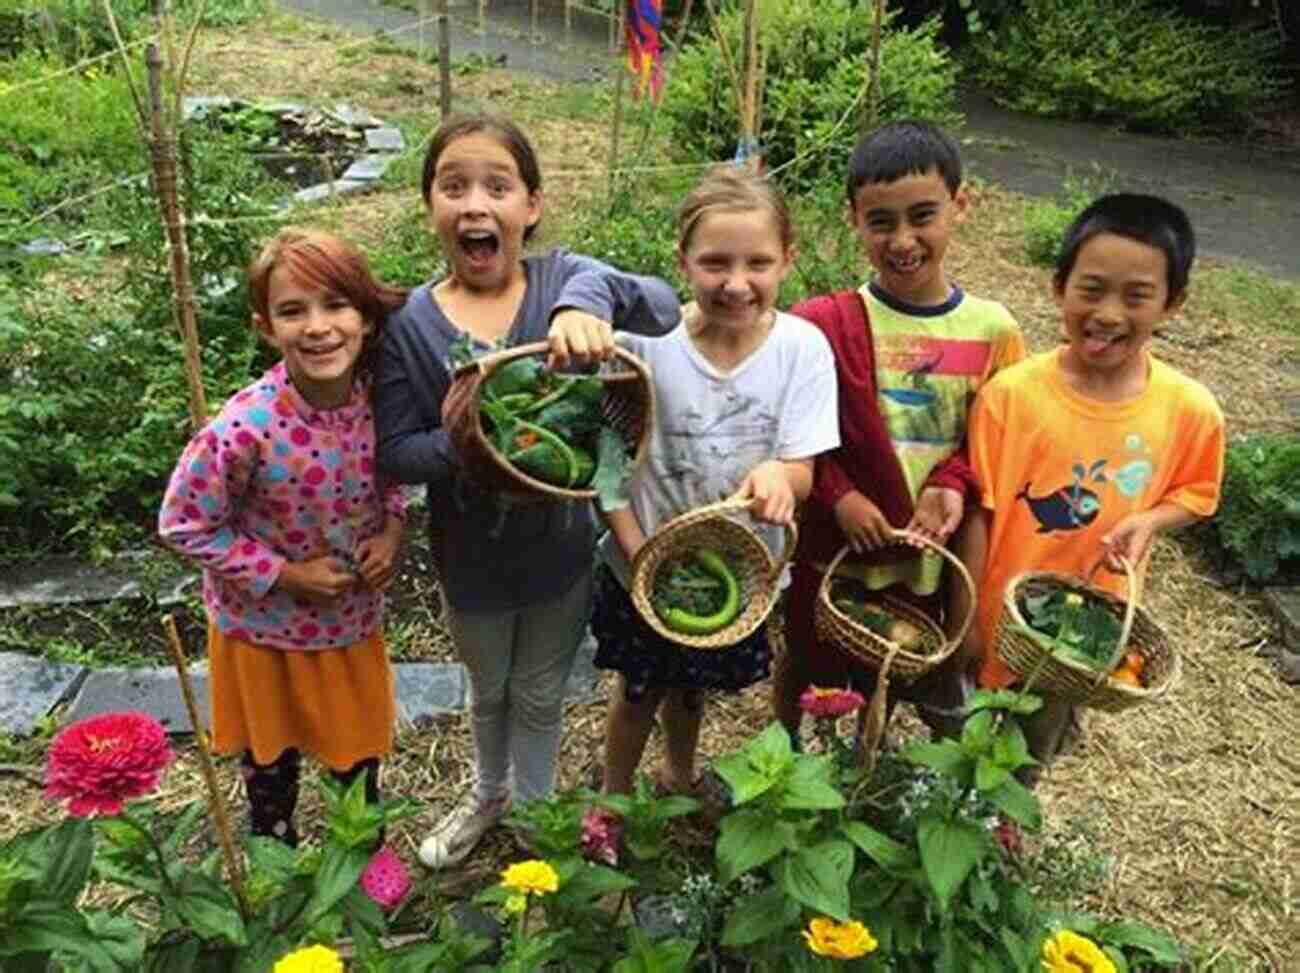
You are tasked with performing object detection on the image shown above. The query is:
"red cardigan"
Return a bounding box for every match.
[793,291,978,569]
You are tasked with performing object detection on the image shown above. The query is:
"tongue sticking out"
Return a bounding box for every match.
[462,235,499,266]
[1084,334,1121,356]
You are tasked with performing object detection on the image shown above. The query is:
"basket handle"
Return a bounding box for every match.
[1085,554,1138,689]
[818,530,976,652]
[452,339,645,381]
[696,495,798,585]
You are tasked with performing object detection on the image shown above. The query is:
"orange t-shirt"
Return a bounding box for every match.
[969,350,1225,688]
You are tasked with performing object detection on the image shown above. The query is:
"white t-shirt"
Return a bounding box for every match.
[601,310,840,588]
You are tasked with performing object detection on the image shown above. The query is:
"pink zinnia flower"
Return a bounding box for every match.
[359,846,411,911]
[44,711,173,818]
[799,686,866,719]
[994,818,1023,858]
[580,807,623,867]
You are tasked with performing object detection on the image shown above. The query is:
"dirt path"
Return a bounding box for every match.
[279,0,1300,280]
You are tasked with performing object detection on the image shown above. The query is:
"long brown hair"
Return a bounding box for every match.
[247,227,408,384]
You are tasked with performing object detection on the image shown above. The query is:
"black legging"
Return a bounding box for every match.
[241,749,381,847]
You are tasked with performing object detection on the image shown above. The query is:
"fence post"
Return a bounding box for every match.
[438,0,452,117]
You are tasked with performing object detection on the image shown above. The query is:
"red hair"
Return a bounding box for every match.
[247,228,408,380]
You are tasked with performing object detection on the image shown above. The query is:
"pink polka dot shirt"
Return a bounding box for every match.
[159,362,406,650]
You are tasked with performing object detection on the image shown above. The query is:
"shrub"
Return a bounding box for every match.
[1021,169,1114,267]
[662,0,960,191]
[566,181,687,297]
[966,0,1285,134]
[1216,434,1300,583]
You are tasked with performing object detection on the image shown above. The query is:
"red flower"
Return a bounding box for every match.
[44,711,173,818]
[359,846,411,911]
[799,686,866,719]
[580,807,623,867]
[994,817,1023,857]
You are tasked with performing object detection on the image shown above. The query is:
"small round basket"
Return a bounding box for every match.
[629,497,797,650]
[447,340,654,502]
[813,530,975,683]
[994,557,1178,712]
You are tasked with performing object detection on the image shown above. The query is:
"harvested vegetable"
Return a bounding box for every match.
[1011,588,1127,673]
[654,548,743,636]
[829,579,927,650]
[468,352,630,498]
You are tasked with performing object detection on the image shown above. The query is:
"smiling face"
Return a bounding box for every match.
[1055,232,1181,383]
[677,207,793,335]
[425,131,542,293]
[256,264,371,408]
[849,167,966,307]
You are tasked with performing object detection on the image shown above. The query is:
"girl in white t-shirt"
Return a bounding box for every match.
[595,166,839,795]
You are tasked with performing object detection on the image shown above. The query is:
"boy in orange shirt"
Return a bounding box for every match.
[965,194,1224,775]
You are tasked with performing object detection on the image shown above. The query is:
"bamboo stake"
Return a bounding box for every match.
[607,62,627,205]
[162,614,247,916]
[101,0,149,140]
[437,0,452,117]
[702,0,742,120]
[145,41,207,429]
[861,0,885,135]
[737,0,760,168]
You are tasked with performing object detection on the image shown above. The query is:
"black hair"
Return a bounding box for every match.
[420,114,543,241]
[1054,194,1195,305]
[845,119,962,204]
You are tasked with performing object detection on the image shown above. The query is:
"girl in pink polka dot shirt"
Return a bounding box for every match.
[159,228,409,846]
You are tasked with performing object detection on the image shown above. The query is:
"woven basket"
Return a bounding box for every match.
[813,530,976,683]
[447,340,653,502]
[630,497,797,650]
[994,557,1178,713]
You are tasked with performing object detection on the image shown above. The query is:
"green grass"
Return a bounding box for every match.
[1192,263,1300,338]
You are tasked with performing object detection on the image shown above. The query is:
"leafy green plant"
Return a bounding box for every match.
[1012,588,1123,671]
[1022,169,1114,267]
[966,0,1285,134]
[1216,434,1300,582]
[662,0,959,190]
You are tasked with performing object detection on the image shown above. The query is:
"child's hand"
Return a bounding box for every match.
[354,519,403,592]
[547,309,614,369]
[1099,512,1156,574]
[904,486,964,547]
[834,491,893,552]
[275,556,357,606]
[734,461,797,525]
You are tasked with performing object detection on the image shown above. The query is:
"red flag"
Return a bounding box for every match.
[625,0,664,100]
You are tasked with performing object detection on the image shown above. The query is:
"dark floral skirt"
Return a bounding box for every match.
[591,566,770,702]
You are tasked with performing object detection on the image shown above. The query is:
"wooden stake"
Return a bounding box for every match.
[737,0,761,168]
[145,42,207,429]
[607,62,627,204]
[861,0,885,135]
[162,614,247,916]
[437,0,452,118]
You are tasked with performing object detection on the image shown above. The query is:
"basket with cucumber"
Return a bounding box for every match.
[445,338,653,504]
[631,498,797,650]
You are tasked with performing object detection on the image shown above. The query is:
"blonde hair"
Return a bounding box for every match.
[676,165,795,253]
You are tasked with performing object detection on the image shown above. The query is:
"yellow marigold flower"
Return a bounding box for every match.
[500,859,559,895]
[802,917,878,960]
[272,944,344,973]
[1041,930,1116,973]
[1065,593,1084,607]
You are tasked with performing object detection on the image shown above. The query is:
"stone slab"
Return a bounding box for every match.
[341,154,393,182]
[292,179,370,204]
[564,630,602,704]
[0,653,87,735]
[65,667,209,734]
[364,126,404,152]
[0,554,199,610]
[395,662,466,726]
[19,238,68,256]
[181,95,235,120]
[328,103,380,128]
[1263,586,1300,652]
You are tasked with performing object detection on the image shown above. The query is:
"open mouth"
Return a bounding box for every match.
[459,229,500,267]
[301,342,343,360]
[888,253,924,274]
[1082,325,1129,355]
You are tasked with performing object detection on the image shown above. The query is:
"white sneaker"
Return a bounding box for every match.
[418,794,509,869]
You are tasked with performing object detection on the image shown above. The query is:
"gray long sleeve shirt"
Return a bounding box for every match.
[374,249,680,613]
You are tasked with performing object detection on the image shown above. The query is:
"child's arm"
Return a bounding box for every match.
[603,506,649,564]
[546,252,681,368]
[373,324,460,488]
[158,426,354,605]
[1098,504,1200,574]
[734,458,812,526]
[353,483,407,592]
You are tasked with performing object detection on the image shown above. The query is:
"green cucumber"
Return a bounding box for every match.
[660,549,742,635]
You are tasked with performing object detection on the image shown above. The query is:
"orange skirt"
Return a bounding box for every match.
[207,624,395,772]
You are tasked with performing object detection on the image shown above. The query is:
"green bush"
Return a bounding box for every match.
[1216,434,1300,583]
[567,181,687,298]
[0,129,283,551]
[1021,169,1114,267]
[662,0,960,190]
[967,0,1285,134]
